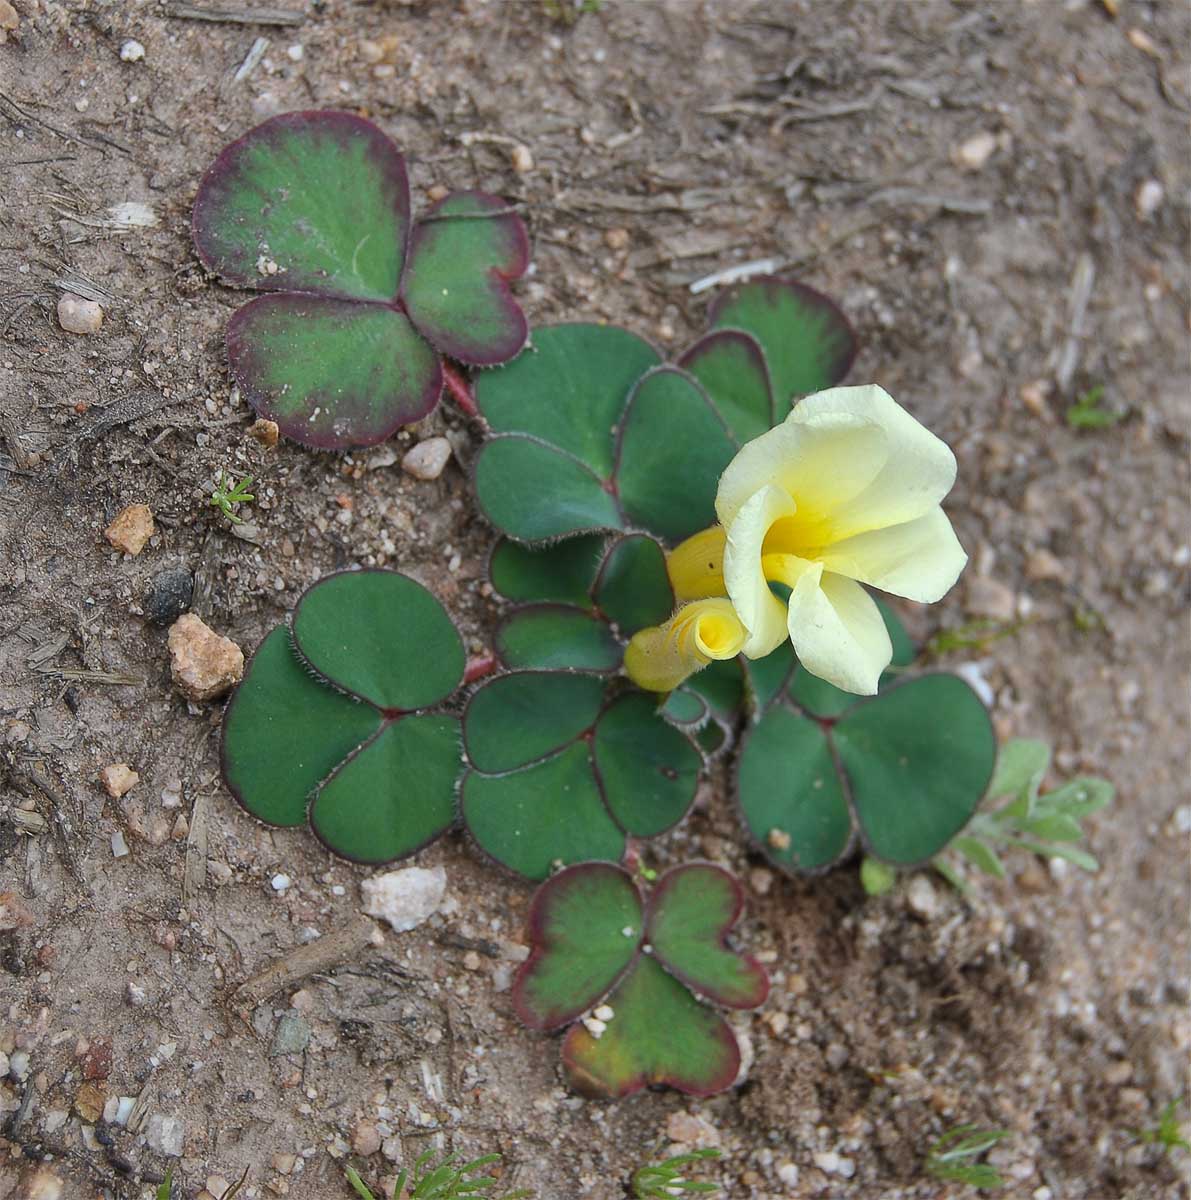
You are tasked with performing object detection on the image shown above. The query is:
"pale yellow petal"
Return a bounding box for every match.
[793,385,957,539]
[667,525,727,601]
[722,485,795,659]
[715,409,885,529]
[814,507,968,602]
[786,568,891,696]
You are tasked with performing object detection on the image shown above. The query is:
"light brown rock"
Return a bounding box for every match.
[99,763,140,798]
[1026,549,1067,583]
[955,131,997,171]
[509,143,534,173]
[22,1167,64,1200]
[352,1120,382,1157]
[74,1081,106,1123]
[105,503,155,555]
[168,614,244,702]
[0,0,18,44]
[401,436,452,481]
[665,1110,721,1147]
[0,891,35,932]
[57,292,104,335]
[247,417,280,447]
[966,575,1017,623]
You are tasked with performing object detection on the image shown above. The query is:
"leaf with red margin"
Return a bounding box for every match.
[677,328,775,443]
[194,113,531,449]
[644,863,769,1009]
[402,192,531,366]
[512,863,643,1032]
[227,295,442,449]
[561,955,741,1099]
[192,110,410,302]
[708,276,856,411]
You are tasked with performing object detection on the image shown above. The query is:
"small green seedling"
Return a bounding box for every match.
[925,1124,1011,1189]
[210,470,255,523]
[1065,382,1122,429]
[931,738,1113,892]
[542,0,602,23]
[157,1167,246,1200]
[859,857,897,896]
[514,862,768,1098]
[925,617,1025,656]
[1132,1096,1190,1157]
[345,1151,532,1199]
[632,1148,722,1197]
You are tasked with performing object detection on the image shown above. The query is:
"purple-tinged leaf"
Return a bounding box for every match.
[402,191,530,366]
[561,955,741,1098]
[644,864,769,1009]
[227,294,442,450]
[708,276,856,410]
[678,329,774,442]
[193,110,410,302]
[512,863,643,1032]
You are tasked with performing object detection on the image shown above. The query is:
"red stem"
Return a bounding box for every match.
[442,360,482,423]
[463,652,497,685]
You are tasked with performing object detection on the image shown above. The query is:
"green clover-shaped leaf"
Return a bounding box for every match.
[708,275,856,412]
[473,326,743,544]
[221,570,465,863]
[736,668,996,872]
[513,863,768,1098]
[491,533,675,674]
[193,111,528,449]
[460,672,701,880]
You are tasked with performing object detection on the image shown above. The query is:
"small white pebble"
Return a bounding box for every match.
[111,831,130,858]
[286,44,304,61]
[510,143,534,173]
[401,436,452,481]
[593,1005,614,1022]
[581,1016,606,1038]
[57,292,103,335]
[120,39,146,62]
[1135,179,1164,219]
[956,130,997,171]
[271,873,292,892]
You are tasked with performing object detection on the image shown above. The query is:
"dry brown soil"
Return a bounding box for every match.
[1,1,1189,1198]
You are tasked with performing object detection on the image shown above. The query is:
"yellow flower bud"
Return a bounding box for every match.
[624,598,747,693]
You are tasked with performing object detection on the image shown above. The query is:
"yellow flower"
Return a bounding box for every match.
[624,598,747,693]
[712,384,967,694]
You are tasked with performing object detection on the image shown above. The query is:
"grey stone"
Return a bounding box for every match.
[270,1014,311,1056]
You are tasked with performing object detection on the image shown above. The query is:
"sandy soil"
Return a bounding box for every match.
[1,1,1189,1198]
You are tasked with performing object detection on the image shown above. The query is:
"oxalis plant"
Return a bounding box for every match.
[512,863,768,1097]
[193,111,529,448]
[205,111,1108,1105]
